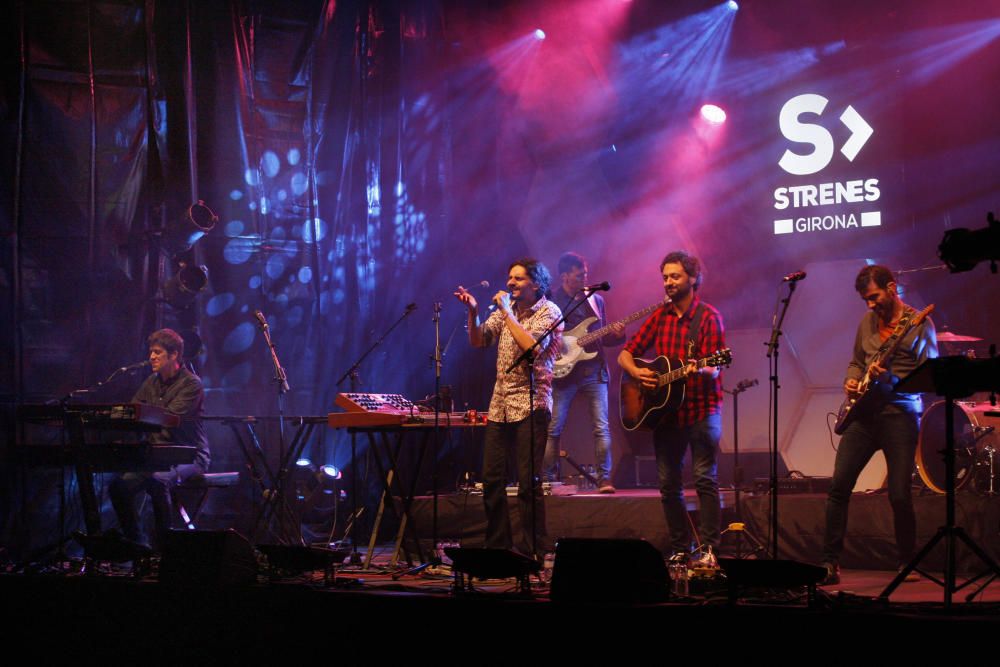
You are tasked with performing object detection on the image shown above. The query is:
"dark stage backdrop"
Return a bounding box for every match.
[2,0,998,553]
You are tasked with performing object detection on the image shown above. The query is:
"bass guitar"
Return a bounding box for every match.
[554,297,668,379]
[832,304,934,435]
[620,348,733,431]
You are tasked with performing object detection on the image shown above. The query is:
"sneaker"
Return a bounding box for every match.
[820,562,840,586]
[597,479,616,494]
[897,566,921,583]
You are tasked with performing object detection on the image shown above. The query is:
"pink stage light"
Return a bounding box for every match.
[700,103,727,124]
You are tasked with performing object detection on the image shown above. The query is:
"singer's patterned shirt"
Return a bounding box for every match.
[481,297,563,422]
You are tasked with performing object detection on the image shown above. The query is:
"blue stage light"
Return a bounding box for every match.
[727,1,739,10]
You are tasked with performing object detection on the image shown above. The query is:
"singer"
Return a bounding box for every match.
[109,328,209,550]
[454,258,562,555]
[617,250,726,566]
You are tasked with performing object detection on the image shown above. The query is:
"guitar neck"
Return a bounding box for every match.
[864,305,934,380]
[657,357,712,388]
[577,300,665,347]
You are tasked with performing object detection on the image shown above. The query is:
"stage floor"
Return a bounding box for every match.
[405,488,1000,572]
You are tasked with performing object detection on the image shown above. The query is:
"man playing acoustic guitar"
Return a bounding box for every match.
[618,251,725,565]
[820,264,937,585]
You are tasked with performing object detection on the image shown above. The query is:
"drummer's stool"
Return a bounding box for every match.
[172,472,241,530]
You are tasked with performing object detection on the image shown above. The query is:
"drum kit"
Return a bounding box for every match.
[914,330,999,496]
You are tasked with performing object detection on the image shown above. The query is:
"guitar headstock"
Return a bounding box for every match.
[707,348,733,368]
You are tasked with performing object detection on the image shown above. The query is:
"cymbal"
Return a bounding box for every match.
[937,331,982,343]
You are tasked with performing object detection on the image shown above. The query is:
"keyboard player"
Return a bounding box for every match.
[109,328,209,550]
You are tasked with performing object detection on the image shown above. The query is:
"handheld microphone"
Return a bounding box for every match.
[487,289,513,313]
[583,281,611,292]
[782,271,807,282]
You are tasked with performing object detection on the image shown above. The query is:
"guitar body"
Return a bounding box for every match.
[553,317,599,379]
[832,304,935,436]
[833,386,881,435]
[619,356,685,431]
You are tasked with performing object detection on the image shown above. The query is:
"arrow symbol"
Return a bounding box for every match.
[839,105,873,162]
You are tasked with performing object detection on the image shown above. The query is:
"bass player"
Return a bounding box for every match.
[542,252,625,493]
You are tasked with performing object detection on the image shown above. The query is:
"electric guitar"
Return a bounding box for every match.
[619,348,733,431]
[554,297,669,379]
[833,304,934,435]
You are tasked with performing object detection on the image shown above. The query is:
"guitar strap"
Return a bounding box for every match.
[686,303,706,360]
[874,306,916,372]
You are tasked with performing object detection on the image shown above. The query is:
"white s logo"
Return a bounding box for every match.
[778,94,874,176]
[778,94,834,176]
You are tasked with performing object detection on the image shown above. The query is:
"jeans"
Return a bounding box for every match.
[653,413,722,553]
[109,463,206,549]
[822,409,919,566]
[482,409,549,555]
[542,371,612,482]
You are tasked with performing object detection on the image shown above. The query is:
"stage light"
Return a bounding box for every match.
[700,103,727,124]
[162,262,209,309]
[320,464,342,480]
[727,1,739,10]
[534,29,546,40]
[296,458,313,467]
[163,200,218,256]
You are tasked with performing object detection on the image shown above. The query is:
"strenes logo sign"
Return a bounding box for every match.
[773,93,881,235]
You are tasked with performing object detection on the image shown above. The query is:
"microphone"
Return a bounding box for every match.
[487,289,513,312]
[478,280,490,289]
[119,360,150,372]
[254,309,269,330]
[782,271,807,282]
[583,281,611,292]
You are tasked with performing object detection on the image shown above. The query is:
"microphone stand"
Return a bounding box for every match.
[722,378,765,558]
[253,316,301,545]
[394,302,448,578]
[335,303,417,566]
[507,288,595,558]
[764,280,800,559]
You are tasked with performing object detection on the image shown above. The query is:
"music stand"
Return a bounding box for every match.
[880,356,1000,606]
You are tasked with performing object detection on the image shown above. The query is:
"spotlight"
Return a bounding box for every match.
[296,458,313,467]
[939,212,1000,273]
[163,200,218,256]
[727,0,739,10]
[320,464,342,480]
[162,262,209,309]
[534,29,546,40]
[700,103,727,124]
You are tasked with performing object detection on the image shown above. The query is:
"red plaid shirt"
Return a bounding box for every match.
[623,295,725,426]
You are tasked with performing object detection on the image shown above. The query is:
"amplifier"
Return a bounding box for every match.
[754,476,832,495]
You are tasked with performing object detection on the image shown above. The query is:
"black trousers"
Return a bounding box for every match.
[481,409,549,555]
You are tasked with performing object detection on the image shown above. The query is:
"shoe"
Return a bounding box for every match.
[820,562,840,586]
[897,566,921,583]
[597,479,616,494]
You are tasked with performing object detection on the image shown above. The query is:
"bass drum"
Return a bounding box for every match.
[916,401,1000,494]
